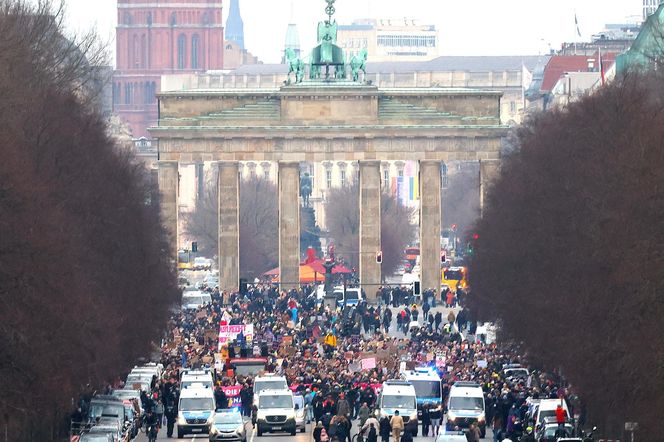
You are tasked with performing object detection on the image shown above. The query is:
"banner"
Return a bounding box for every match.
[222,385,243,409]
[390,176,420,203]
[218,324,254,348]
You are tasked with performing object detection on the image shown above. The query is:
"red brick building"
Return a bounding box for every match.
[113,0,225,138]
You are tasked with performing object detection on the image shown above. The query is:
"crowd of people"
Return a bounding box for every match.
[74,276,586,442]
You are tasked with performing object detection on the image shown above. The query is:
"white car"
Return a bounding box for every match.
[181,291,212,310]
[194,257,212,270]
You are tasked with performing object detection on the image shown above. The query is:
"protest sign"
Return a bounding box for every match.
[361,357,376,370]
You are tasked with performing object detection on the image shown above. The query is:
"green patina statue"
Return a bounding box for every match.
[300,172,312,207]
[310,0,346,80]
[350,48,368,82]
[285,48,305,84]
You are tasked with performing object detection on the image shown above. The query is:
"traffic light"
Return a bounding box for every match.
[440,251,447,264]
[413,281,421,296]
[239,278,248,294]
[472,233,480,241]
[191,241,198,253]
[375,251,382,264]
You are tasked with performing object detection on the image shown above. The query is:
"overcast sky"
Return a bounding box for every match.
[61,0,642,66]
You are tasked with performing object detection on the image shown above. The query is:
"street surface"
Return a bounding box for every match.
[134,419,494,442]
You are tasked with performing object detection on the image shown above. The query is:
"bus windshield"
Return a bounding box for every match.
[411,380,441,399]
[444,270,463,281]
[233,360,267,377]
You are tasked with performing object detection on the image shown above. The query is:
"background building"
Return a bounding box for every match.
[337,18,438,62]
[113,0,225,138]
[644,0,664,20]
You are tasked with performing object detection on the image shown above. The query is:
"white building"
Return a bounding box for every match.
[337,18,438,62]
[644,0,664,21]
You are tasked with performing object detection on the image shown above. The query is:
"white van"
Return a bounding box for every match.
[181,373,214,390]
[255,389,297,436]
[253,374,288,397]
[177,386,215,438]
[534,398,570,430]
[333,286,364,307]
[445,381,486,437]
[377,380,418,424]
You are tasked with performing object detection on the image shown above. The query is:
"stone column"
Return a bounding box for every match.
[278,161,301,290]
[419,160,442,295]
[479,159,500,216]
[217,162,240,290]
[359,161,382,297]
[157,161,179,254]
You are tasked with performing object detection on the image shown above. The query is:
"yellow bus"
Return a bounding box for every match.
[177,250,194,271]
[441,266,468,292]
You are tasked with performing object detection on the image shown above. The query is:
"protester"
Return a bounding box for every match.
[390,410,404,442]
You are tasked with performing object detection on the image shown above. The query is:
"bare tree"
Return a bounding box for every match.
[442,162,480,236]
[0,2,178,440]
[183,176,279,279]
[468,71,664,439]
[326,183,416,276]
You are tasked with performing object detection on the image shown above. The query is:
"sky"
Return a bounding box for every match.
[60,0,643,66]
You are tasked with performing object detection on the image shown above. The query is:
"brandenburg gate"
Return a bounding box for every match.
[151,1,506,297]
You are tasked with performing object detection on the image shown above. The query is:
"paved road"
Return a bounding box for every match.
[135,416,493,442]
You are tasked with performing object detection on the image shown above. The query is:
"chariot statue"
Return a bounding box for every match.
[310,0,346,80]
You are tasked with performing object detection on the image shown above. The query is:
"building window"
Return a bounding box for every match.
[384,169,389,183]
[340,169,346,187]
[509,101,517,113]
[177,34,186,69]
[442,163,449,189]
[124,12,133,25]
[398,169,404,177]
[140,34,147,68]
[132,35,139,68]
[326,170,332,189]
[191,34,200,69]
[264,169,270,180]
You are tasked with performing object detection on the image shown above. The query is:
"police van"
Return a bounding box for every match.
[445,381,486,438]
[377,380,418,424]
[177,385,216,438]
[400,367,442,417]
